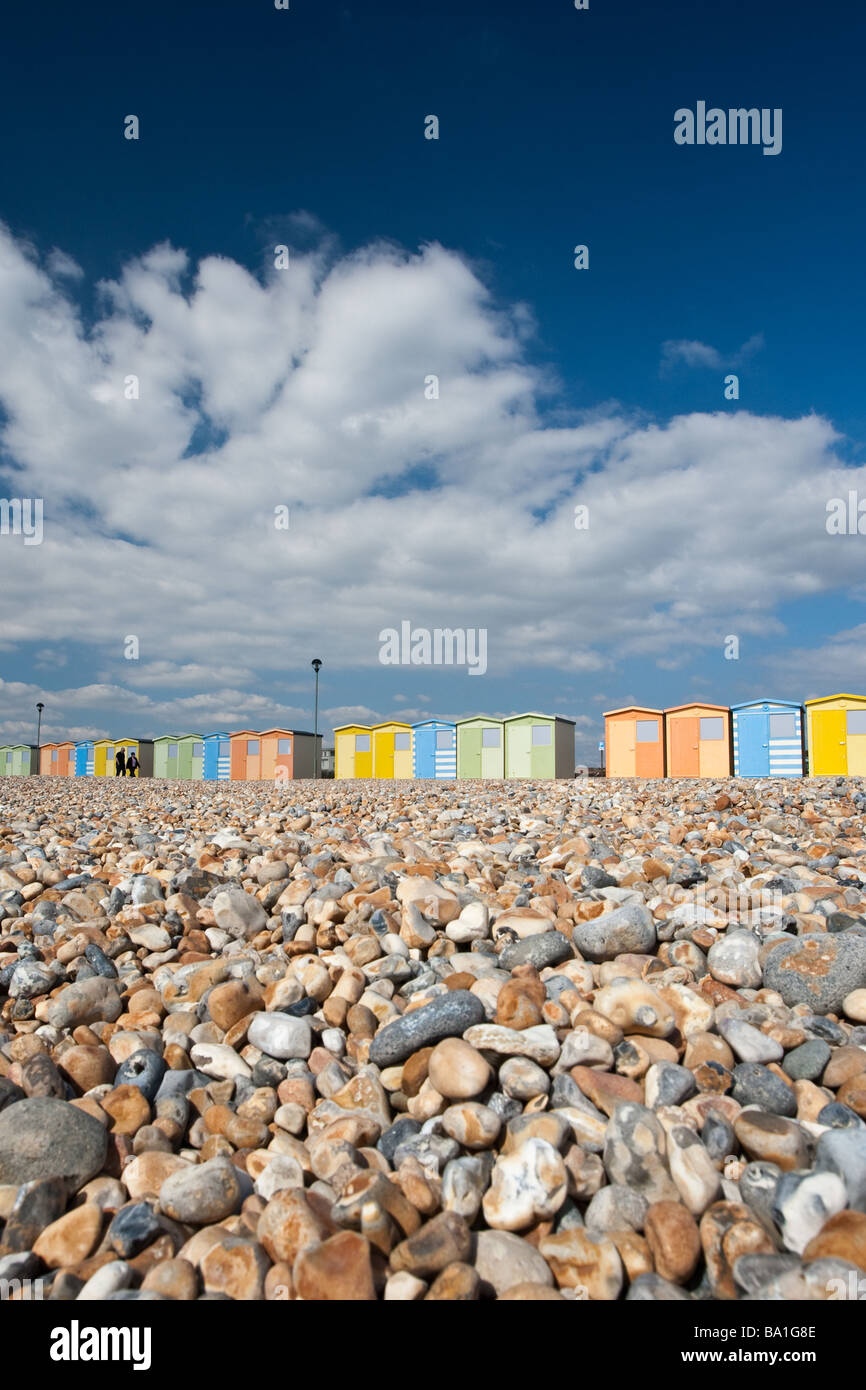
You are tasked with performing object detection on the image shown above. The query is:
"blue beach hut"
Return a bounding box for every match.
[74,740,95,776]
[203,731,232,781]
[731,700,804,777]
[412,720,457,779]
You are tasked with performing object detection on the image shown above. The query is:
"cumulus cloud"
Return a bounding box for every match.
[0,221,862,745]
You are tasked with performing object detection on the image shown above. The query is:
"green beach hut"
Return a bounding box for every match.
[0,744,38,776]
[153,734,205,780]
[456,716,505,779]
[504,713,576,779]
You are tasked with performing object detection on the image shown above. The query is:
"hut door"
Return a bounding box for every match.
[416,731,434,779]
[608,720,634,776]
[737,713,769,776]
[375,733,394,779]
[671,717,700,776]
[508,723,532,776]
[462,729,482,777]
[813,710,847,774]
[634,719,661,777]
[335,734,353,778]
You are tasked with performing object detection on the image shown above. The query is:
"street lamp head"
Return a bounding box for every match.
[311,659,322,673]
[37,703,44,713]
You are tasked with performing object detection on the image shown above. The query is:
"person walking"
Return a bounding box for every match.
[126,749,139,778]
[115,747,126,777]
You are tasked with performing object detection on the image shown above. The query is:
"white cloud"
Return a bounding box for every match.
[660,332,764,374]
[46,249,84,280]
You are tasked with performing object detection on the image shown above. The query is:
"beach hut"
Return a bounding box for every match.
[334,725,373,780]
[732,701,804,777]
[94,738,153,777]
[504,713,576,779]
[412,720,457,780]
[664,704,732,777]
[456,716,505,779]
[229,731,264,780]
[372,722,413,780]
[0,745,38,776]
[74,741,95,776]
[285,731,321,779]
[40,741,75,775]
[602,707,665,778]
[202,732,232,781]
[153,735,205,780]
[93,738,118,777]
[255,728,321,780]
[804,694,866,775]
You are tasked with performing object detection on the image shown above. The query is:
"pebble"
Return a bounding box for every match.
[802,1209,866,1271]
[462,1023,560,1066]
[731,1063,798,1117]
[0,1097,107,1192]
[441,1103,501,1150]
[247,1013,312,1061]
[572,902,657,963]
[499,1056,550,1100]
[369,992,485,1067]
[763,933,866,1014]
[77,1260,135,1300]
[707,929,763,988]
[499,931,572,971]
[843,989,866,1023]
[734,1111,809,1171]
[108,1201,162,1257]
[815,1127,866,1210]
[771,1169,848,1253]
[645,1200,701,1284]
[427,1038,491,1100]
[159,1156,244,1225]
[390,1211,471,1276]
[482,1138,567,1229]
[294,1231,376,1300]
[473,1229,554,1295]
[718,1017,783,1065]
[539,1227,623,1299]
[782,1038,832,1081]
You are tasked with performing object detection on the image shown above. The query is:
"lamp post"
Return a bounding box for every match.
[36,702,44,751]
[311,660,322,779]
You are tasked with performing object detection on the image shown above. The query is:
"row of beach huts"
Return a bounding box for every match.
[0,729,321,780]
[603,695,866,778]
[1,695,865,781]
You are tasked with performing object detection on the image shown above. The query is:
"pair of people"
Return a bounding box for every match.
[114,749,139,777]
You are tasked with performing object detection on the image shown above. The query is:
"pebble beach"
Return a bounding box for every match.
[1,774,866,1302]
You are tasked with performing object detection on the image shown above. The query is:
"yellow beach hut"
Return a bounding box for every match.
[372,722,413,780]
[94,738,153,777]
[805,694,866,775]
[334,725,373,780]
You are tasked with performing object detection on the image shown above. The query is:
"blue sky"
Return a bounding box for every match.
[0,0,864,761]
